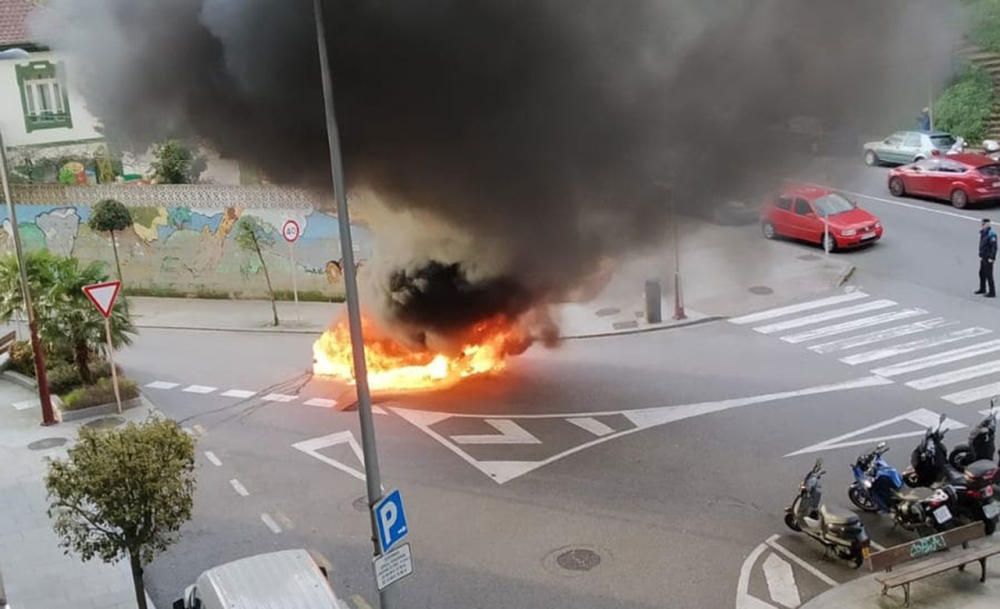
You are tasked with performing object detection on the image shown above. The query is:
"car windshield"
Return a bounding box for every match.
[979,164,1000,177]
[813,193,854,217]
[930,135,956,149]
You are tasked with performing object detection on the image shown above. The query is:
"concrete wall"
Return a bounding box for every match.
[0,202,374,299]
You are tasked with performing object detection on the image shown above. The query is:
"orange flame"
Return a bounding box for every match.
[312,316,528,392]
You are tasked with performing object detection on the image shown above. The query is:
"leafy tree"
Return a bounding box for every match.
[234,215,279,326]
[934,65,994,144]
[88,199,132,281]
[46,418,196,609]
[150,140,204,184]
[0,250,57,321]
[37,256,136,384]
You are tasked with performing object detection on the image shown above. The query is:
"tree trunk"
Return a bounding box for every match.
[110,230,124,282]
[254,239,279,326]
[75,342,93,385]
[129,553,148,609]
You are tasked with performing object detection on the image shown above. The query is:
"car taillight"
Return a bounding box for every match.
[969,486,994,500]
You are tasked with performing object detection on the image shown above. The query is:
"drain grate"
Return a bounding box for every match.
[82,416,126,431]
[748,286,774,295]
[28,437,67,451]
[555,548,602,572]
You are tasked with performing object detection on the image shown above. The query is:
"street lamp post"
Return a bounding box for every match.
[0,129,56,426]
[311,1,392,606]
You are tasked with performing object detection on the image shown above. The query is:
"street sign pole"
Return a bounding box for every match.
[312,1,392,606]
[104,316,122,414]
[282,220,301,322]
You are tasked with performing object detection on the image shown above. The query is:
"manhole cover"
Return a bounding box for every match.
[555,548,601,572]
[595,307,620,317]
[797,254,821,261]
[82,416,126,431]
[28,437,67,451]
[352,496,369,512]
[748,286,774,295]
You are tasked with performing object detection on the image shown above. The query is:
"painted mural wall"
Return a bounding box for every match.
[0,203,373,299]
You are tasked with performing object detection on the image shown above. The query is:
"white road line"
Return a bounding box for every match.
[906,359,1000,390]
[765,535,838,587]
[261,393,298,403]
[942,381,1000,405]
[451,419,542,445]
[811,318,954,354]
[762,553,801,609]
[567,417,615,437]
[730,291,869,325]
[870,339,1000,377]
[350,595,375,609]
[229,479,249,497]
[304,398,338,408]
[736,543,777,609]
[275,511,295,530]
[260,512,282,534]
[203,451,222,466]
[838,327,989,365]
[221,389,256,398]
[753,300,896,334]
[801,182,981,223]
[373,405,388,415]
[183,385,217,394]
[145,381,179,390]
[781,308,926,344]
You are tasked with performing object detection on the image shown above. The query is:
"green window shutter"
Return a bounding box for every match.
[15,60,74,133]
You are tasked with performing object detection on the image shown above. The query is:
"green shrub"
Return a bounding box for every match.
[934,65,994,144]
[9,340,36,376]
[969,0,1000,54]
[47,364,82,395]
[62,378,139,411]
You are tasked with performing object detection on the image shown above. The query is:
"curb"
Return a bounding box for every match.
[836,264,856,287]
[135,323,324,335]
[560,315,723,340]
[2,369,37,389]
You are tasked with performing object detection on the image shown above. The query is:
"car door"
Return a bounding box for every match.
[934,159,968,202]
[790,197,822,242]
[878,132,905,163]
[768,195,795,236]
[906,159,939,196]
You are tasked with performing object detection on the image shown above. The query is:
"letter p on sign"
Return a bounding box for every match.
[373,489,409,554]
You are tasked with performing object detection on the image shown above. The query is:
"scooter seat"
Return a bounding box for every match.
[945,467,968,486]
[820,504,860,525]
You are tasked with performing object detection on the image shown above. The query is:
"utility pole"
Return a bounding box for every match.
[311,1,392,607]
[0,129,56,426]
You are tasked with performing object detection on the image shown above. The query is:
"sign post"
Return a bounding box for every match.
[282,219,301,321]
[372,490,413,591]
[82,280,122,414]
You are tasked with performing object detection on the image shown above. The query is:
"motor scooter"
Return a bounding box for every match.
[785,459,870,567]
[949,398,998,470]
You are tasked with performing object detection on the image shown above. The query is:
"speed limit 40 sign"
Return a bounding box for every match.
[282,219,301,243]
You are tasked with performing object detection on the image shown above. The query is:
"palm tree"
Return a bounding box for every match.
[36,257,136,384]
[0,250,59,322]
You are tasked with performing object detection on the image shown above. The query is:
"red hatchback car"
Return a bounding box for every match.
[761,184,883,251]
[888,153,1000,208]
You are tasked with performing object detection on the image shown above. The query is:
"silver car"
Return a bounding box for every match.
[863,130,956,166]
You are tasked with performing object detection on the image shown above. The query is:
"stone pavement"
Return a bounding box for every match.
[801,543,1000,609]
[0,380,158,609]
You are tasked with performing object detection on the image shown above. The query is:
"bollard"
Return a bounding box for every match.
[645,280,662,324]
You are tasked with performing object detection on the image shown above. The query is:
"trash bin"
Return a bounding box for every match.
[645,280,662,324]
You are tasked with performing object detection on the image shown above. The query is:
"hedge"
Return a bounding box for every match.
[934,65,994,144]
[61,378,139,411]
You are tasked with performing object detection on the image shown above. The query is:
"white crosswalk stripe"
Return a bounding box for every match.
[942,382,1000,405]
[870,339,1000,377]
[730,291,869,325]
[907,359,1000,390]
[752,300,897,334]
[837,327,989,365]
[780,308,927,344]
[810,318,955,354]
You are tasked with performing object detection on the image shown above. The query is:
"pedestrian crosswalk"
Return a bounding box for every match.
[730,290,1000,405]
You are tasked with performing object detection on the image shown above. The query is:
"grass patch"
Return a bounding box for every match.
[969,0,1000,54]
[934,64,994,143]
[62,377,139,411]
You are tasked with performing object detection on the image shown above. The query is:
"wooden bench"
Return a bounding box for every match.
[0,330,15,355]
[869,522,1000,606]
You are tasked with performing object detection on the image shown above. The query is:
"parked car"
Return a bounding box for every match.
[172,549,340,609]
[761,184,883,251]
[863,131,956,166]
[887,154,1000,209]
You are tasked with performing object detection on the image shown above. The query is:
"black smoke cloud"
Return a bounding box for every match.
[35,0,959,344]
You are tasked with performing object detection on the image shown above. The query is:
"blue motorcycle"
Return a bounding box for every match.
[848,442,955,533]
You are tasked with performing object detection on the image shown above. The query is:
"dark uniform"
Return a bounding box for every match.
[977,221,997,298]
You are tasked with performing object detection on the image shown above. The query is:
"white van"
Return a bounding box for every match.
[172,549,341,609]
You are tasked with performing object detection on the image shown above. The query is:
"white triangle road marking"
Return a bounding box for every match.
[737,542,779,609]
[451,419,541,445]
[785,409,965,457]
[292,430,366,481]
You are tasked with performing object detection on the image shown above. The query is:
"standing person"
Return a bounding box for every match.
[917,107,931,132]
[977,218,997,298]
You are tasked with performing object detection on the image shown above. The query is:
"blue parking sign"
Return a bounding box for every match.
[374,489,409,553]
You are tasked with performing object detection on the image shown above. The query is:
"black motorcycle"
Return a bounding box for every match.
[949,399,998,470]
[785,459,870,567]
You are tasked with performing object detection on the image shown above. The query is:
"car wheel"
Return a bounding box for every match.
[761,221,776,240]
[889,177,905,197]
[822,232,837,253]
[864,150,879,167]
[951,189,969,209]
[914,155,926,162]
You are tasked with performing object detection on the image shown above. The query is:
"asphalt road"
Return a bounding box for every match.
[116,155,1000,609]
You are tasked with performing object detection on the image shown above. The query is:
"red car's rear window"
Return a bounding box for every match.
[978,164,1000,177]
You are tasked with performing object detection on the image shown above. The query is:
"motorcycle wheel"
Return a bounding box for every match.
[784,512,802,532]
[949,444,973,470]
[851,551,865,569]
[848,485,878,513]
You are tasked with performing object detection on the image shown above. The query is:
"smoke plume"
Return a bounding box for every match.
[34,0,960,346]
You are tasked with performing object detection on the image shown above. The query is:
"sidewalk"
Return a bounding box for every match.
[0,379,157,609]
[801,545,1000,609]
